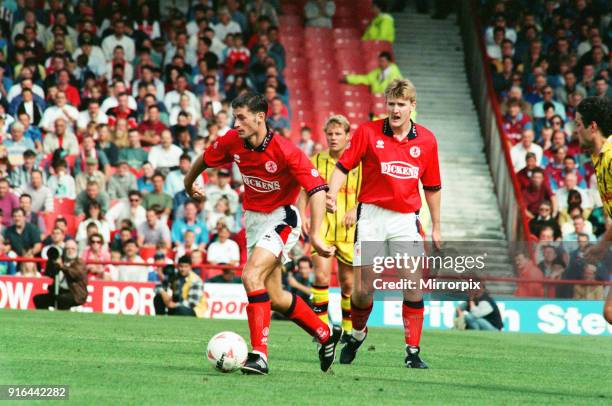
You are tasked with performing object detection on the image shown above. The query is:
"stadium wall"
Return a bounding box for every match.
[1,277,608,336]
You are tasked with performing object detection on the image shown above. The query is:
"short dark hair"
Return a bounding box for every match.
[178,254,192,265]
[577,96,612,136]
[379,51,392,61]
[297,256,313,268]
[231,91,268,115]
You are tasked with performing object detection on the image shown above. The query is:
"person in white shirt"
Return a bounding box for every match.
[511,129,543,172]
[163,75,201,113]
[105,45,134,85]
[484,14,517,45]
[169,94,201,126]
[117,239,148,282]
[131,65,165,101]
[555,173,593,212]
[47,160,76,199]
[105,190,147,229]
[42,118,80,155]
[101,19,135,62]
[100,81,138,113]
[7,78,45,103]
[72,37,107,76]
[206,225,240,266]
[148,130,184,171]
[39,92,79,133]
[213,8,242,41]
[77,100,109,132]
[204,168,239,214]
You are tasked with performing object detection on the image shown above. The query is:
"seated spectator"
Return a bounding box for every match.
[75,201,112,248]
[153,254,206,317]
[502,99,532,145]
[109,226,134,255]
[107,161,138,200]
[343,51,402,95]
[137,162,155,194]
[18,260,41,278]
[138,105,168,146]
[516,152,544,189]
[39,92,79,134]
[361,0,395,42]
[164,154,191,198]
[174,230,203,258]
[82,233,112,281]
[19,193,46,236]
[207,197,236,232]
[77,99,108,133]
[266,97,290,130]
[298,127,315,157]
[0,179,17,228]
[521,168,557,219]
[142,172,173,218]
[564,217,597,242]
[514,252,545,297]
[148,130,183,174]
[117,239,147,282]
[543,146,567,188]
[511,129,542,172]
[3,208,41,256]
[556,71,586,106]
[204,168,239,214]
[74,135,111,176]
[573,264,604,300]
[9,149,38,190]
[538,245,560,277]
[207,225,240,267]
[455,283,503,331]
[0,235,17,275]
[97,124,119,166]
[560,204,592,232]
[304,0,335,28]
[207,267,241,283]
[137,207,171,249]
[533,85,566,120]
[41,226,66,259]
[528,201,561,239]
[106,190,146,230]
[171,201,209,246]
[107,92,138,128]
[42,118,79,156]
[17,169,53,213]
[555,173,593,213]
[75,157,107,194]
[12,88,44,128]
[500,86,532,116]
[118,129,149,169]
[46,160,76,199]
[75,180,110,216]
[3,122,35,163]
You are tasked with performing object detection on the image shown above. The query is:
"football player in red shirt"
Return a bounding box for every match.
[184,92,341,375]
[327,79,442,368]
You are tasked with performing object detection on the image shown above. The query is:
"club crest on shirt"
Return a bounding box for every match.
[376,139,385,149]
[380,161,419,179]
[265,160,277,173]
[410,146,421,158]
[311,169,319,177]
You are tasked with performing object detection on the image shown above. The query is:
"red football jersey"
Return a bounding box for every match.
[203,129,328,213]
[337,118,441,213]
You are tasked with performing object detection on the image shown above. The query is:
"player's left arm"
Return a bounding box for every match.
[421,138,442,249]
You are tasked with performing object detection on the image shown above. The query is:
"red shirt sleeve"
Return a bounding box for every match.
[202,133,233,167]
[285,142,328,196]
[420,137,442,191]
[337,124,368,173]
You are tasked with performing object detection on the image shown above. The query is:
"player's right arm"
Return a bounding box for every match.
[327,125,367,213]
[184,155,208,201]
[184,134,234,201]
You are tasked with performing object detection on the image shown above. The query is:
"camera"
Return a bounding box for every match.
[155,265,181,301]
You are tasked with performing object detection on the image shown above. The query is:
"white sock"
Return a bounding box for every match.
[252,350,268,362]
[352,328,366,341]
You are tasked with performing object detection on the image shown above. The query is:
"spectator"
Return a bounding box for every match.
[556,71,586,106]
[9,149,38,190]
[174,230,202,258]
[565,217,597,242]
[538,245,559,277]
[142,172,173,218]
[362,0,395,42]
[207,225,240,267]
[18,169,53,213]
[304,0,336,28]
[82,233,112,281]
[0,178,19,227]
[106,190,146,230]
[485,13,517,45]
[41,227,66,260]
[77,99,108,133]
[117,239,147,282]
[137,207,171,249]
[75,181,110,216]
[514,252,545,297]
[204,168,239,214]
[503,99,533,145]
[4,122,35,163]
[19,193,46,236]
[213,8,242,42]
[75,201,112,248]
[97,123,119,166]
[75,157,107,193]
[532,86,567,120]
[266,97,290,130]
[148,130,184,174]
[109,226,134,255]
[3,207,41,256]
[101,19,135,62]
[138,105,168,146]
[555,173,593,213]
[516,152,543,188]
[343,51,402,95]
[528,201,561,239]
[521,168,557,219]
[207,267,242,283]
[593,76,612,100]
[455,283,503,331]
[207,196,235,231]
[118,130,149,170]
[164,154,191,198]
[17,113,43,153]
[0,235,17,275]
[39,92,79,134]
[171,201,209,246]
[74,135,111,176]
[153,254,206,317]
[42,118,79,156]
[573,264,604,300]
[137,162,155,194]
[107,161,138,200]
[511,129,542,172]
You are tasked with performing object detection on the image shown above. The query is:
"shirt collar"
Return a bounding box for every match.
[244,127,274,152]
[383,118,417,140]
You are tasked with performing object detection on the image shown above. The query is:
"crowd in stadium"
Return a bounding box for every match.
[482,0,611,299]
[0,0,401,295]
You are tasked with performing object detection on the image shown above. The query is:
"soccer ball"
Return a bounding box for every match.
[206,331,248,372]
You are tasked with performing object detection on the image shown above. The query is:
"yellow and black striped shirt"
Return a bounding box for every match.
[311,150,362,243]
[593,136,612,219]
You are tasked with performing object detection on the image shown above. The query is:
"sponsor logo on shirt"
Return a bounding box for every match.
[241,174,281,192]
[410,146,421,158]
[380,161,419,179]
[376,139,385,149]
[265,160,278,173]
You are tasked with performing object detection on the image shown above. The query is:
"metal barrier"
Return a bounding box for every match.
[457,0,533,244]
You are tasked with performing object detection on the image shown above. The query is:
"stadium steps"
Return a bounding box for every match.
[392,7,515,295]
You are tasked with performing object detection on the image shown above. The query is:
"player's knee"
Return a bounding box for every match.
[241,266,264,291]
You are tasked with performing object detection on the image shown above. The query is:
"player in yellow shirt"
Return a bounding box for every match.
[575,96,612,324]
[298,115,361,338]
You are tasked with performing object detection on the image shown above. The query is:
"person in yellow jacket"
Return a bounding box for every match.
[362,0,395,42]
[343,51,402,94]
[155,254,207,317]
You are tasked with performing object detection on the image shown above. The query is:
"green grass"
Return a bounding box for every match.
[0,309,610,405]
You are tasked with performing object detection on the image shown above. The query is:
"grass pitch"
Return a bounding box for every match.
[0,309,610,405]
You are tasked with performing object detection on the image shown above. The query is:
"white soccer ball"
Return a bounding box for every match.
[206,331,248,372]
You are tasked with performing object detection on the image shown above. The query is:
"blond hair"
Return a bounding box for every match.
[384,79,417,102]
[323,114,350,133]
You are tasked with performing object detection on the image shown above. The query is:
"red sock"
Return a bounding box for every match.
[246,289,271,357]
[402,300,424,347]
[285,294,330,343]
[351,299,373,331]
